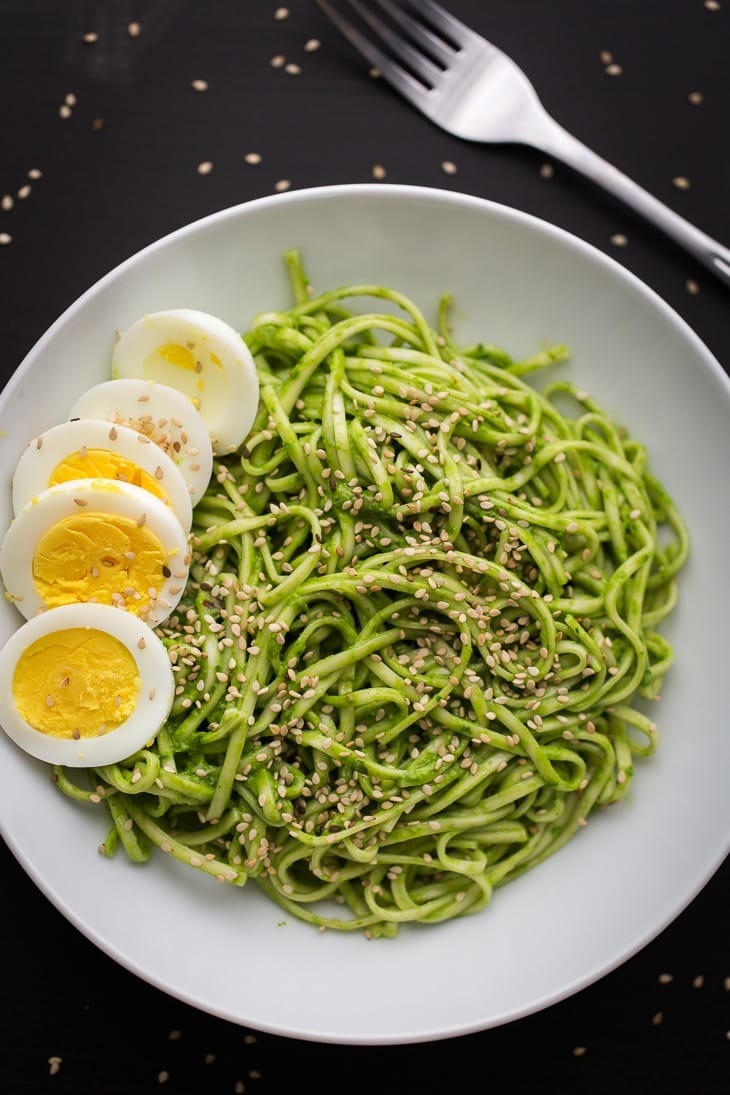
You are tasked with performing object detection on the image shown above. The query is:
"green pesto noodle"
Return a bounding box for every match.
[56,250,688,938]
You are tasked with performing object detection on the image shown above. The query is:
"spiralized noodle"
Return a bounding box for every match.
[56,250,688,937]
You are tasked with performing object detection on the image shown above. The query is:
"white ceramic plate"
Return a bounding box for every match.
[1,184,728,1046]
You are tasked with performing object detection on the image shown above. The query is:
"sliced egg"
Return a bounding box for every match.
[11,418,193,532]
[110,308,260,455]
[67,378,214,507]
[0,602,174,767]
[0,479,191,626]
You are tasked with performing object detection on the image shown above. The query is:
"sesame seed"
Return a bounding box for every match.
[274,6,289,19]
[688,91,704,105]
[372,164,387,180]
[92,117,104,131]
[651,1010,663,1025]
[539,163,554,179]
[284,63,301,75]
[605,63,623,76]
[82,32,98,43]
[197,161,214,175]
[572,1046,587,1057]
[305,38,321,52]
[192,79,209,92]
[1,195,12,211]
[48,1057,62,1076]
[369,66,381,78]
[441,161,458,175]
[274,179,291,192]
[28,168,42,179]
[270,54,286,68]
[158,1071,169,1084]
[658,972,673,984]
[128,21,141,37]
[59,103,72,119]
[693,974,704,988]
[610,233,628,246]
[600,50,613,64]
[673,176,690,190]
[168,1029,182,1040]
[65,92,77,107]
[704,0,720,9]
[244,152,262,165]
[234,1083,245,1094]
[686,279,700,295]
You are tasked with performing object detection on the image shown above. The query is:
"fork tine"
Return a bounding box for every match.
[347,0,442,86]
[316,0,432,109]
[371,0,456,66]
[405,0,485,48]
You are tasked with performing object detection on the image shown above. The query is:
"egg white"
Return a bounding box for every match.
[0,479,191,626]
[68,378,214,507]
[11,418,193,532]
[110,308,260,455]
[0,602,174,767]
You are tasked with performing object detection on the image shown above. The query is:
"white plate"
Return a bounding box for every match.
[1,184,728,1045]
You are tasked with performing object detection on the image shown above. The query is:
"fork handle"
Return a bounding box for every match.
[538,120,730,288]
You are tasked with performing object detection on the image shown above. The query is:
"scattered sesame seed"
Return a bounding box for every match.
[1,195,12,211]
[92,117,104,131]
[688,91,704,105]
[572,1046,587,1057]
[168,1029,182,1040]
[17,184,31,200]
[28,168,42,179]
[441,160,458,175]
[284,62,301,75]
[673,176,690,190]
[274,179,291,192]
[48,1056,62,1076]
[197,161,214,175]
[192,78,209,92]
[65,92,77,107]
[244,152,262,165]
[372,164,387,180]
[59,103,72,119]
[158,1070,169,1084]
[304,38,321,52]
[651,1010,664,1025]
[128,21,141,37]
[686,279,699,295]
[693,974,705,988]
[704,0,721,10]
[539,162,554,179]
[0,233,14,246]
[600,50,613,64]
[274,6,289,19]
[610,233,628,246]
[270,54,286,68]
[234,1084,245,1095]
[658,972,673,984]
[82,32,98,44]
[605,63,623,76]
[369,66,381,78]
[205,1053,216,1065]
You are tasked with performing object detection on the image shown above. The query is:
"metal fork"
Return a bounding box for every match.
[316,0,730,288]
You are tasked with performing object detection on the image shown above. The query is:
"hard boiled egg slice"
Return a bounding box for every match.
[110,308,260,455]
[67,378,214,507]
[11,418,192,532]
[0,602,174,767]
[0,479,190,626]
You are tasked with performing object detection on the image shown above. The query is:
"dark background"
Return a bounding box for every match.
[0,2,727,1092]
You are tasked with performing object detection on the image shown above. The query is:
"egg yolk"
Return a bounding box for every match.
[31,512,173,618]
[13,627,140,738]
[48,449,169,503]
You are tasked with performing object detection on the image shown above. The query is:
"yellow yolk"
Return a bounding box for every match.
[12,627,140,738]
[157,342,197,371]
[48,449,168,502]
[31,512,171,615]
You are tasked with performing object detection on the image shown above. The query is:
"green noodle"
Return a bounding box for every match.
[55,250,688,937]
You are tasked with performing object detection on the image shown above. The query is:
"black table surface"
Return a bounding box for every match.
[1,2,728,1092]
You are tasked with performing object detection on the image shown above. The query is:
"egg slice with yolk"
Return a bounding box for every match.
[0,479,190,626]
[67,378,214,507]
[11,418,193,532]
[110,308,260,455]
[0,602,174,766]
